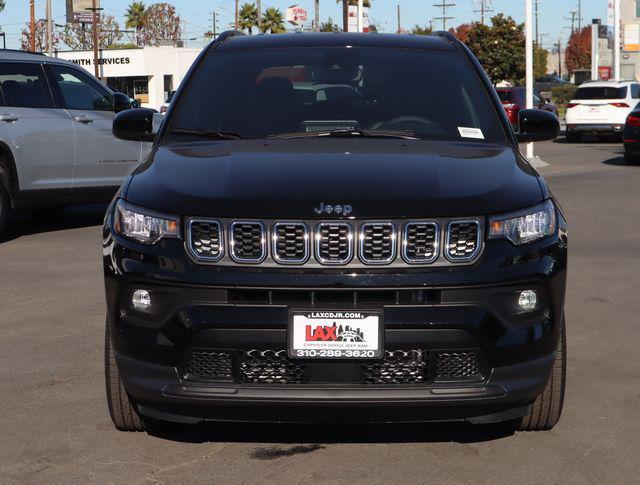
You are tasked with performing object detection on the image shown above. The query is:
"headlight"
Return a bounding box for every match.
[113,199,180,244]
[488,200,556,245]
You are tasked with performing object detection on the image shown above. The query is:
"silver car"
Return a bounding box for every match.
[0,49,149,236]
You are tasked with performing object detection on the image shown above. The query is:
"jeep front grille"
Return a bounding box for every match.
[187,219,223,261]
[272,222,309,264]
[186,218,483,267]
[445,220,481,261]
[316,222,353,264]
[360,222,396,264]
[403,222,439,263]
[230,221,266,263]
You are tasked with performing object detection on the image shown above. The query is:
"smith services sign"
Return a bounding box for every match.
[69,57,131,66]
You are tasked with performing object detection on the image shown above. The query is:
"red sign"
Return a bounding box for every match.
[598,66,612,80]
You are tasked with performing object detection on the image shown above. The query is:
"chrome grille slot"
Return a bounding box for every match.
[403,222,439,263]
[446,220,481,261]
[360,222,396,264]
[316,222,353,264]
[230,221,266,263]
[273,222,309,264]
[188,219,223,261]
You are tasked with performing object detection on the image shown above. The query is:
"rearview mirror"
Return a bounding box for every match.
[113,108,157,142]
[112,92,132,113]
[516,109,560,143]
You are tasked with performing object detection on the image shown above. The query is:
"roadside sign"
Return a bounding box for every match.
[286,5,308,26]
[65,0,100,24]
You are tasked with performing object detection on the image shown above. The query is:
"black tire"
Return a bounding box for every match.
[624,151,640,165]
[105,318,145,432]
[566,133,581,143]
[0,168,10,239]
[518,317,566,431]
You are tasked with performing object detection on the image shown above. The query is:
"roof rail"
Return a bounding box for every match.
[204,30,245,52]
[0,48,45,56]
[581,78,636,84]
[434,30,458,43]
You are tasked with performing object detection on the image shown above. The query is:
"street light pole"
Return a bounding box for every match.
[525,0,534,159]
[591,19,600,81]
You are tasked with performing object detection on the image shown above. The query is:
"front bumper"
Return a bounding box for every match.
[103,213,567,424]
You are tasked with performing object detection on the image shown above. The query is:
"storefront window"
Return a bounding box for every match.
[106,76,149,104]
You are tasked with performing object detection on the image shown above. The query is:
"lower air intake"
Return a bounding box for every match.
[435,351,484,381]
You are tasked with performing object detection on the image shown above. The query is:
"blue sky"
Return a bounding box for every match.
[0,0,607,50]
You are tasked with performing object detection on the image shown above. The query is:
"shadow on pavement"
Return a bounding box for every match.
[553,135,622,145]
[145,420,517,446]
[1,204,108,243]
[602,156,637,167]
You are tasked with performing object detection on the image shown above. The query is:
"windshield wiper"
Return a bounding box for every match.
[269,129,419,140]
[169,128,245,140]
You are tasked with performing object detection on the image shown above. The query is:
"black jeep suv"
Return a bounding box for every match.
[104,32,566,432]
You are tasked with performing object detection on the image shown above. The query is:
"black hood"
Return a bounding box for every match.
[125,139,543,219]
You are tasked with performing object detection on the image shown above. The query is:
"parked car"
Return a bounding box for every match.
[535,75,569,93]
[105,31,565,432]
[496,86,558,129]
[565,80,640,142]
[159,90,175,114]
[0,49,149,236]
[623,109,640,164]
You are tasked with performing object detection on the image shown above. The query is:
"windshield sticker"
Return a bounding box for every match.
[458,127,485,139]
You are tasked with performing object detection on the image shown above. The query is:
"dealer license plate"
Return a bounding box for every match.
[288,310,383,360]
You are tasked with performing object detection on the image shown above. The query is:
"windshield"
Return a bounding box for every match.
[574,86,627,100]
[167,46,506,143]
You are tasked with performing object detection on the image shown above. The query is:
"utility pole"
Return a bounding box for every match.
[235,0,239,30]
[474,0,493,26]
[591,18,600,80]
[555,38,562,77]
[613,0,620,80]
[525,0,534,159]
[256,0,262,33]
[211,11,218,39]
[433,2,455,31]
[577,0,582,31]
[46,0,53,54]
[314,0,319,32]
[534,0,539,46]
[85,0,102,78]
[29,0,35,52]
[565,11,577,35]
[397,4,401,33]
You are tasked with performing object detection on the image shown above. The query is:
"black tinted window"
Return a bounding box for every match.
[168,47,505,143]
[574,86,627,100]
[0,62,53,108]
[48,65,112,111]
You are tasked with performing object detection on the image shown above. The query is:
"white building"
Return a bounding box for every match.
[53,45,202,109]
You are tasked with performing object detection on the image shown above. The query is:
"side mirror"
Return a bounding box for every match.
[112,92,132,113]
[113,108,157,142]
[516,109,560,143]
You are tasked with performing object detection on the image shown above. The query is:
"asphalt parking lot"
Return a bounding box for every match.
[1,137,639,485]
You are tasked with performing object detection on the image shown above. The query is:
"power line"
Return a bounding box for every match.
[433,2,455,31]
[473,0,493,26]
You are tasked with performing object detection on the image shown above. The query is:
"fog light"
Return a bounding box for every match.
[518,290,538,311]
[132,289,151,310]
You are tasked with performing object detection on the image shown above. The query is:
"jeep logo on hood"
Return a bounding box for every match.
[314,202,353,217]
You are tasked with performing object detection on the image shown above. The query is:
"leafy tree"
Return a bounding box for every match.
[20,20,60,52]
[239,3,258,35]
[261,8,286,34]
[449,23,471,43]
[320,18,340,32]
[125,1,147,46]
[465,14,525,85]
[138,2,181,46]
[62,15,122,50]
[0,0,5,12]
[107,42,138,50]
[565,26,591,74]
[411,25,432,35]
[534,45,549,78]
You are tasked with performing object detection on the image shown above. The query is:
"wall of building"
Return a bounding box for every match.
[53,46,202,109]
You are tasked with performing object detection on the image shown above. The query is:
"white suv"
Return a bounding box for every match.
[565,80,640,142]
[0,50,149,236]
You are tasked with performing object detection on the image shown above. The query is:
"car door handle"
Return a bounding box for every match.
[74,115,94,123]
[0,114,19,122]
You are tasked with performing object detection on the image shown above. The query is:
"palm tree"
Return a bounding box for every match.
[238,3,258,34]
[261,8,286,34]
[125,1,146,46]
